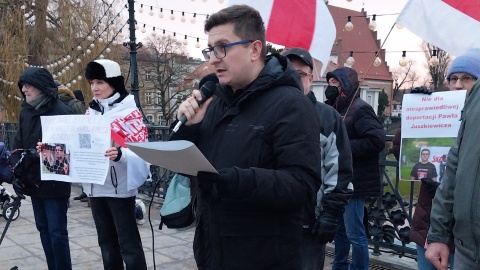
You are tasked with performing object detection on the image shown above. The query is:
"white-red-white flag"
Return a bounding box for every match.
[227,0,336,75]
[396,0,480,56]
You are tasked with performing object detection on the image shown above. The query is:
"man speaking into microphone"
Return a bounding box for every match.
[169,5,321,270]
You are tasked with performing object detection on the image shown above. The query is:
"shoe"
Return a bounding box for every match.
[137,218,145,225]
[74,192,87,200]
[80,197,88,202]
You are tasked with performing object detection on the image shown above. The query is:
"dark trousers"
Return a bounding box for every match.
[301,229,326,270]
[90,196,147,270]
[31,196,72,270]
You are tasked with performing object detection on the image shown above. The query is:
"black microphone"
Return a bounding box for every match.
[173,80,217,133]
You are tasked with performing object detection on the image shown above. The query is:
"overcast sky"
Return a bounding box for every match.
[131,0,427,73]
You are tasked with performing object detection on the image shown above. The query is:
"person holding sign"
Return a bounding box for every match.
[13,67,73,270]
[394,48,480,270]
[83,59,149,270]
[426,78,480,268]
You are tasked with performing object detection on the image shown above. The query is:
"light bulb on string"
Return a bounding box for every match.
[149,6,154,16]
[106,48,111,53]
[172,32,177,43]
[373,51,382,67]
[181,12,186,23]
[67,55,71,60]
[191,13,197,24]
[429,49,440,66]
[92,29,97,35]
[72,80,77,84]
[87,35,93,41]
[66,83,71,88]
[170,10,175,20]
[395,23,404,29]
[139,4,144,13]
[159,8,164,18]
[161,30,167,39]
[135,22,139,30]
[151,27,157,36]
[345,16,353,31]
[69,62,74,67]
[90,43,95,48]
[63,57,68,63]
[399,51,408,67]
[195,38,201,48]
[100,54,105,59]
[76,58,81,63]
[86,49,91,54]
[98,37,104,43]
[369,14,377,31]
[141,24,146,33]
[346,51,355,66]
[77,45,82,50]
[183,35,188,45]
[78,75,82,80]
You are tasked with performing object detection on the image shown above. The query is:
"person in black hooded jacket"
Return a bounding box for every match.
[171,5,321,270]
[325,67,385,270]
[12,67,73,270]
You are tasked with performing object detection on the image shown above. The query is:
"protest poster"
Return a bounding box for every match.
[40,115,110,184]
[399,90,466,181]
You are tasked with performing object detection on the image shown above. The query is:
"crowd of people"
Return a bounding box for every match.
[6,3,480,270]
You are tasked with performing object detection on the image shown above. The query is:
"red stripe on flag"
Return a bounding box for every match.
[442,0,480,22]
[266,0,316,49]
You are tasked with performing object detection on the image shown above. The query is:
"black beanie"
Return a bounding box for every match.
[85,59,128,97]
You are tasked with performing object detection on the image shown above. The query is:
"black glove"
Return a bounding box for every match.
[197,168,239,197]
[12,178,26,197]
[311,212,338,244]
[421,178,440,194]
[410,86,433,95]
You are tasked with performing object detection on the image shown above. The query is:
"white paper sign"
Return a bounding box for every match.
[40,115,110,184]
[399,90,466,180]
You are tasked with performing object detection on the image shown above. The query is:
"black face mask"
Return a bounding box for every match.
[325,85,339,101]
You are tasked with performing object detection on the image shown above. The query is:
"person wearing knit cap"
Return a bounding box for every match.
[83,59,149,270]
[14,67,73,270]
[446,48,480,95]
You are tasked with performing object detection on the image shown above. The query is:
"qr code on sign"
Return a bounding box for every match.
[79,133,91,149]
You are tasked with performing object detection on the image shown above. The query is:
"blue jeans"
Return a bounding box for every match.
[416,244,454,270]
[332,197,369,270]
[31,196,71,270]
[90,196,147,270]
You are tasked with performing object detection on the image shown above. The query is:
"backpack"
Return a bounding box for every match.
[0,142,13,184]
[64,99,86,114]
[159,173,195,230]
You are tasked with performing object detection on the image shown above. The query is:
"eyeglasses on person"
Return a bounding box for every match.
[449,75,476,85]
[202,40,253,61]
[297,71,312,78]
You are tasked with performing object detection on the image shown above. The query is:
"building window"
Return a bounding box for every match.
[146,92,152,104]
[145,72,151,81]
[146,115,153,122]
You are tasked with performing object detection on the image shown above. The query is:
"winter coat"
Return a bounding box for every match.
[428,79,480,262]
[326,67,385,197]
[12,67,72,198]
[58,87,86,114]
[171,54,322,270]
[83,94,149,198]
[306,91,353,221]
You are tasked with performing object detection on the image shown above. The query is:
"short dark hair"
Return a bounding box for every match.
[421,149,430,155]
[204,5,266,62]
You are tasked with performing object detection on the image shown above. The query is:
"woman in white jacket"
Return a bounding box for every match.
[84,59,149,270]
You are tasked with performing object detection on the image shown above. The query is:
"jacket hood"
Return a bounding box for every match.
[326,67,360,111]
[58,87,75,100]
[18,67,58,98]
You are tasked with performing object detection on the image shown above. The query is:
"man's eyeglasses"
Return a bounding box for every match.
[297,71,312,78]
[449,75,476,85]
[202,40,253,61]
[55,149,63,152]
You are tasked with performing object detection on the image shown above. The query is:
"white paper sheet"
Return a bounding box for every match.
[40,115,110,184]
[126,140,217,176]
